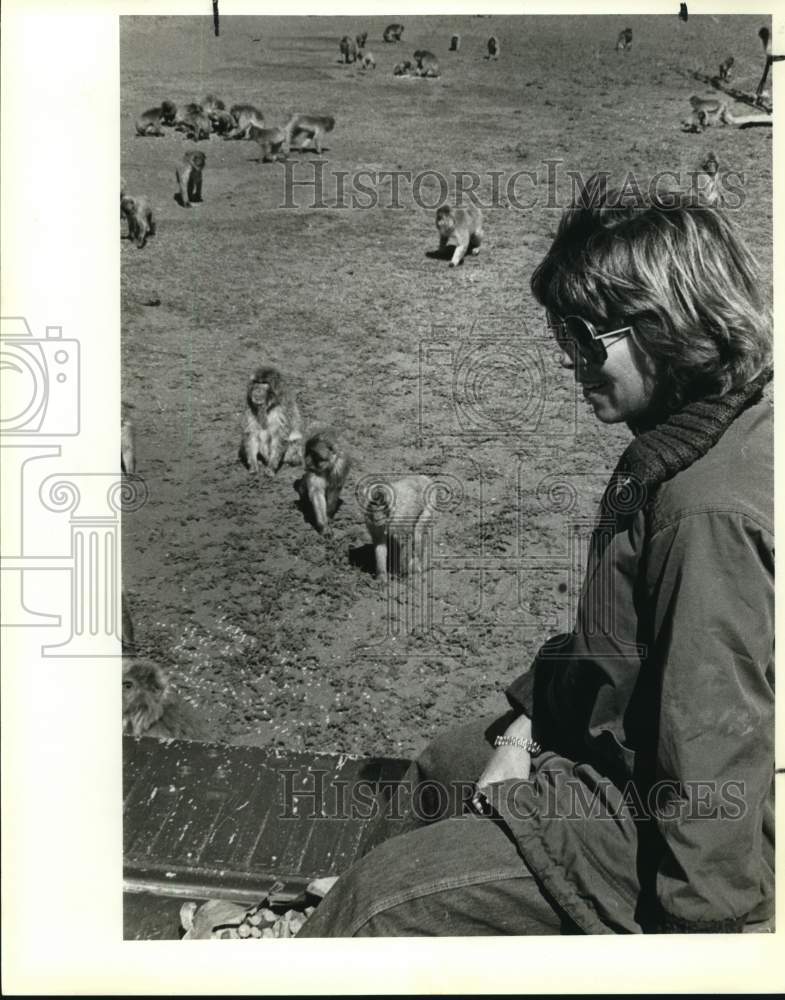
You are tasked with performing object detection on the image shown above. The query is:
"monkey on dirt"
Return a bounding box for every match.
[122,658,210,740]
[208,109,236,135]
[486,36,500,59]
[616,27,633,52]
[356,31,368,49]
[225,104,265,139]
[284,114,335,155]
[202,93,225,114]
[239,366,304,476]
[249,125,287,162]
[694,150,722,205]
[435,203,483,267]
[135,100,177,136]
[174,105,212,141]
[383,23,405,43]
[339,35,357,63]
[449,34,461,52]
[718,56,734,82]
[175,150,206,208]
[299,428,351,537]
[394,60,413,76]
[121,194,156,249]
[413,50,441,77]
[363,475,436,584]
[683,95,727,132]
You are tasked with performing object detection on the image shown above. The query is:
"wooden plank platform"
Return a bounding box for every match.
[123,737,411,908]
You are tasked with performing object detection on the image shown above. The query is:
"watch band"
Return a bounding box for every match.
[494,734,542,755]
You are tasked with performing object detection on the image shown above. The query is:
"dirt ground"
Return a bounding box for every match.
[121,14,772,759]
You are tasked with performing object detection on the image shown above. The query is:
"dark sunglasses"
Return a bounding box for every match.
[548,315,633,366]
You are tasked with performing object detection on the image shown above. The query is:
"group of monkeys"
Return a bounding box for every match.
[120,97,337,248]
[337,23,502,79]
[121,364,439,740]
[682,27,778,133]
[238,365,437,586]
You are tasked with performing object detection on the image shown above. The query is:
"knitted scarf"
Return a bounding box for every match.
[599,370,772,527]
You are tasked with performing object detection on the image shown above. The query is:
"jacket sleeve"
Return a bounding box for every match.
[643,510,774,932]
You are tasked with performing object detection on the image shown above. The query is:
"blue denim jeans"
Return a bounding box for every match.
[298,707,572,937]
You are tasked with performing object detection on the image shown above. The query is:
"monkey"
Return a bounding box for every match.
[449,34,461,52]
[435,203,483,267]
[175,150,206,208]
[683,94,727,132]
[616,27,633,52]
[202,93,225,114]
[413,50,441,77]
[358,50,376,70]
[694,150,722,205]
[393,60,414,76]
[249,125,287,162]
[363,475,435,583]
[486,36,500,59]
[225,103,265,139]
[679,3,688,22]
[718,55,735,82]
[299,428,351,536]
[356,31,368,49]
[134,100,177,136]
[121,403,137,475]
[121,195,156,249]
[756,26,785,101]
[122,658,210,741]
[283,114,335,155]
[239,367,304,476]
[208,108,237,135]
[339,35,357,63]
[383,23,405,43]
[174,106,212,141]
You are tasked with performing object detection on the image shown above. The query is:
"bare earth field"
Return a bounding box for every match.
[121,14,772,759]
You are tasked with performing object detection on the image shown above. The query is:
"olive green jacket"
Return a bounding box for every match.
[502,396,774,934]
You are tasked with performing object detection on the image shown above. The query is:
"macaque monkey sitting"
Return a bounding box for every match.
[239,366,304,476]
[122,658,210,740]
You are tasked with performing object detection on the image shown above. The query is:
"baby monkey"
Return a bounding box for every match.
[300,428,351,536]
[435,203,483,266]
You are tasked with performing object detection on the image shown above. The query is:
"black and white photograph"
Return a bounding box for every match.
[2,0,782,993]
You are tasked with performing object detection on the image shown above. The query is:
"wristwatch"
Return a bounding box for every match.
[494,734,542,755]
